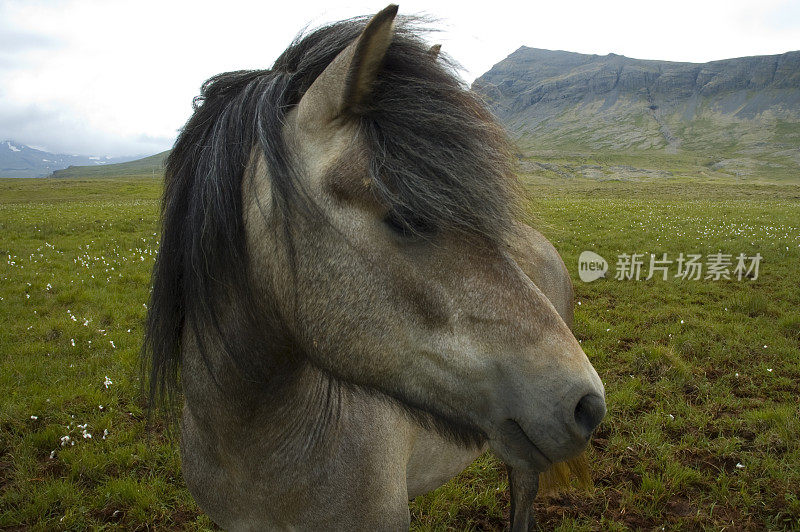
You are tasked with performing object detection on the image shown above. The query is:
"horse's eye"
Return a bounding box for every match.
[384,209,437,239]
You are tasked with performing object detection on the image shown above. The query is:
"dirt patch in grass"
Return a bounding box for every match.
[0,456,15,493]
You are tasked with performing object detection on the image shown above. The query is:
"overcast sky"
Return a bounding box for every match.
[2,0,799,157]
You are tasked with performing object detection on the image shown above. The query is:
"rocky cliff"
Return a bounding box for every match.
[473,48,800,174]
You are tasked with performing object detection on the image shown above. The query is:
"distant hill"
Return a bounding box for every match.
[0,141,141,178]
[49,151,169,179]
[473,48,800,179]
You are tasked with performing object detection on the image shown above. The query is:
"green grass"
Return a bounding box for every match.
[1,173,799,530]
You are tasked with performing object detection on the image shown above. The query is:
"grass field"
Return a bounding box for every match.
[1,172,799,530]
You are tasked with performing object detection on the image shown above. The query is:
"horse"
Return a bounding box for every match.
[143,5,605,530]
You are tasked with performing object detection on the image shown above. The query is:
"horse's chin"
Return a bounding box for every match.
[489,419,556,473]
[398,399,489,450]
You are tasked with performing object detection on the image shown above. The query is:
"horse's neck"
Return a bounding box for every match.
[179,335,417,528]
[180,333,345,467]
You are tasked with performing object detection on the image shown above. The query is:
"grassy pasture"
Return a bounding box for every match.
[1,173,799,530]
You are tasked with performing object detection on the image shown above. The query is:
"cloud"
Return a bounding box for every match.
[0,0,798,157]
[765,0,800,30]
[0,6,61,69]
[0,101,172,156]
[0,29,59,51]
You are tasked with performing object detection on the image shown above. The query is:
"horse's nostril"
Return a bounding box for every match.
[573,393,606,439]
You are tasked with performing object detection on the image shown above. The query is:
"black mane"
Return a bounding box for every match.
[143,15,517,428]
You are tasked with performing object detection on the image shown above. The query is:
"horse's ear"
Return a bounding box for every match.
[427,44,441,59]
[297,4,398,125]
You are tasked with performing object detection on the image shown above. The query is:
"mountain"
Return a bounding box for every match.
[473,48,800,179]
[49,151,169,179]
[0,141,141,178]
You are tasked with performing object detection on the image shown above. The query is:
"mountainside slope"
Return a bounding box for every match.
[473,48,800,178]
[0,141,140,178]
[49,151,169,179]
